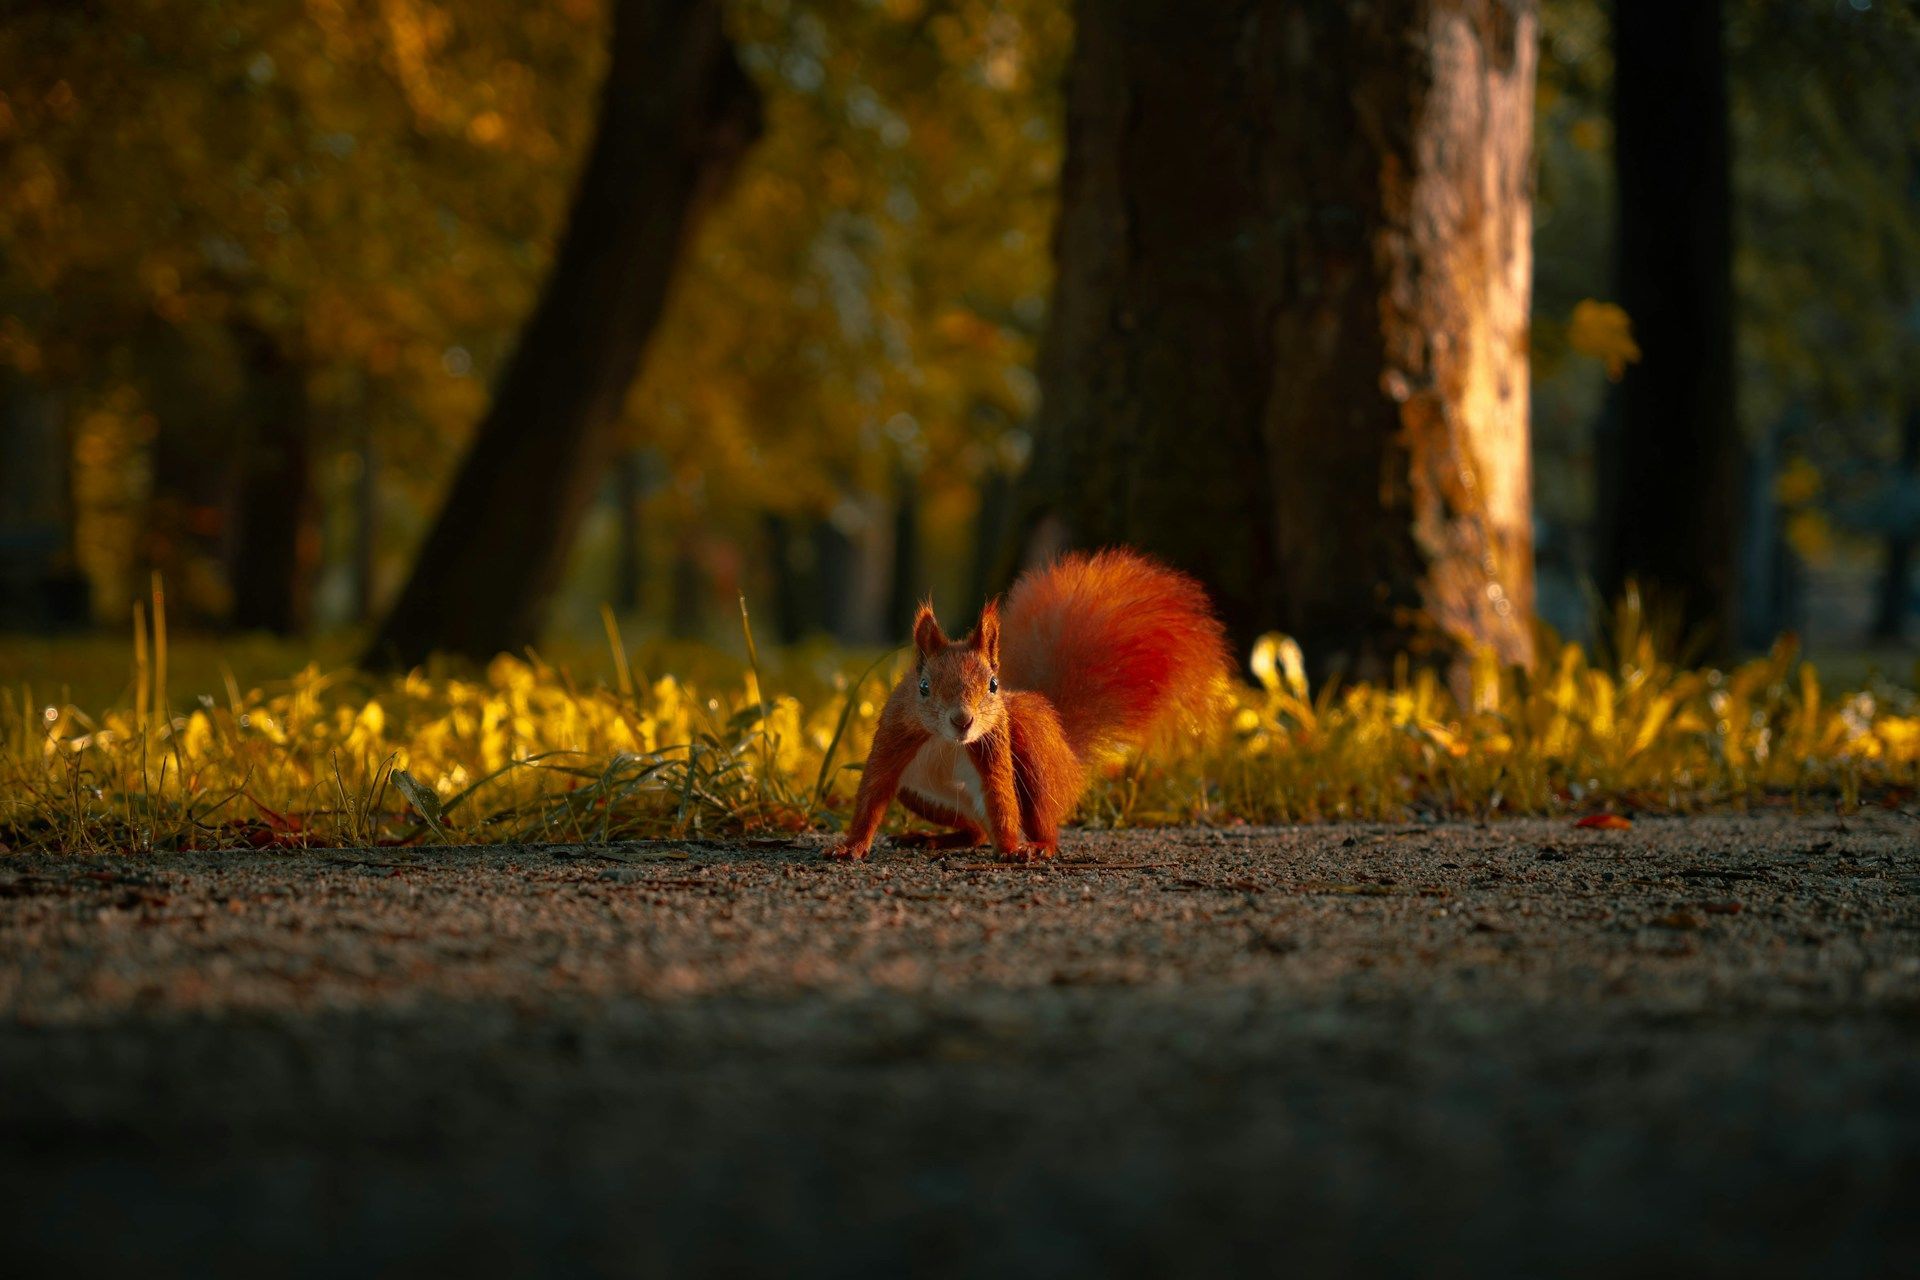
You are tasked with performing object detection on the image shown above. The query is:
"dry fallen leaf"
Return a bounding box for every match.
[1576,814,1633,831]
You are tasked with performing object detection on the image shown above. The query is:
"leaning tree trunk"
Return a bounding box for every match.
[366,0,760,668]
[1014,0,1538,678]
[1596,0,1739,658]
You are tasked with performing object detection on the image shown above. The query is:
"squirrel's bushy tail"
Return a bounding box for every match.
[999,548,1230,759]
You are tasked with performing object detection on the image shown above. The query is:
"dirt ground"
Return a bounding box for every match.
[2,812,1917,1277]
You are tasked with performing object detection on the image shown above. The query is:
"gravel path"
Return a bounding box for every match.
[3,813,1917,1276]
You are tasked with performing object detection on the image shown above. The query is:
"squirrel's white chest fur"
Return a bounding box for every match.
[900,737,986,823]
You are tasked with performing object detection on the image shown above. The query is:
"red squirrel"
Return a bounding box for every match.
[829,548,1228,862]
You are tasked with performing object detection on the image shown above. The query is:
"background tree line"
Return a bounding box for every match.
[2,0,1917,674]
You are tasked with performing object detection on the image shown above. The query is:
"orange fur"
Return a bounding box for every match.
[829,547,1226,862]
[1000,548,1230,757]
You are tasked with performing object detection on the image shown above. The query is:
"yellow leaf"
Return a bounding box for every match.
[1250,633,1308,700]
[1567,300,1642,380]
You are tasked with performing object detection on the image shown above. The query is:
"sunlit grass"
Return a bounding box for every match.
[3,588,1916,853]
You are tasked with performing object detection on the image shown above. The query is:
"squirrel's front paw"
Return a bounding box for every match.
[826,840,870,861]
[995,844,1054,864]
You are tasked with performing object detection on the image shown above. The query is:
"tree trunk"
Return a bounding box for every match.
[143,325,244,628]
[763,513,801,644]
[0,374,82,628]
[884,461,922,632]
[968,462,1013,617]
[365,0,761,668]
[812,516,859,644]
[1871,407,1920,644]
[227,326,316,635]
[1597,0,1739,659]
[1014,0,1538,678]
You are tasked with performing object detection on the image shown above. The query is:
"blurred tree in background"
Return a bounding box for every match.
[633,0,1066,644]
[1724,0,1920,649]
[365,0,762,669]
[0,0,1064,648]
[1596,0,1739,659]
[0,0,602,628]
[1529,0,1920,655]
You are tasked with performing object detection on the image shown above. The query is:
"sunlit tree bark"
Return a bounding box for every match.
[366,0,761,668]
[1014,0,1538,677]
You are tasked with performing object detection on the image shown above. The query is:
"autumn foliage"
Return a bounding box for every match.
[4,588,1915,852]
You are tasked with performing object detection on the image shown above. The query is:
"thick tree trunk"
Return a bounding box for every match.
[1016,0,1538,678]
[365,0,761,668]
[1597,0,1739,658]
[227,326,316,635]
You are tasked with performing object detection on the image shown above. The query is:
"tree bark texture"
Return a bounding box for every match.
[1016,0,1538,677]
[366,0,761,668]
[1598,0,1739,658]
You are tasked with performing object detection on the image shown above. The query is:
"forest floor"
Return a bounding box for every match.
[2,813,1917,1277]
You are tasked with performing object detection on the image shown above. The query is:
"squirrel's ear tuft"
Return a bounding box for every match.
[912,600,947,659]
[974,598,1001,668]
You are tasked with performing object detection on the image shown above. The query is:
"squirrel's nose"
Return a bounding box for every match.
[950,711,973,734]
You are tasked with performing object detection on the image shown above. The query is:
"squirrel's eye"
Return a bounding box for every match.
[918,677,930,697]
[989,676,998,694]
